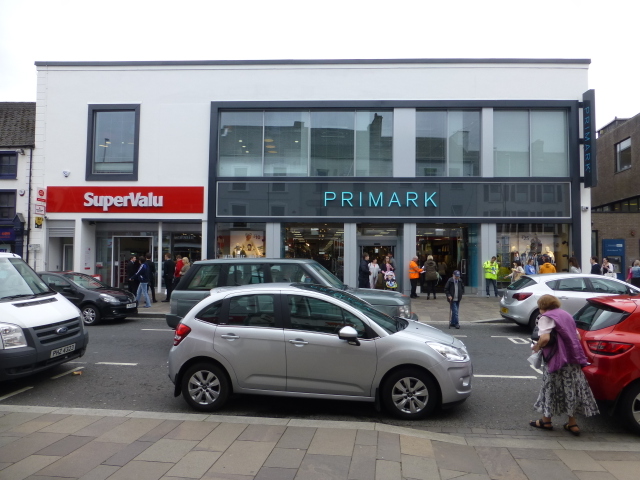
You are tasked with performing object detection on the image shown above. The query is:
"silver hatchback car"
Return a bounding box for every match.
[168,283,472,419]
[500,273,640,330]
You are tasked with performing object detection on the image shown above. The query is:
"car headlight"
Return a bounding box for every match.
[398,305,411,318]
[0,323,27,349]
[99,294,119,304]
[426,342,469,362]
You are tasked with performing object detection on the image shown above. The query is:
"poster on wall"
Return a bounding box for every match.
[229,231,264,257]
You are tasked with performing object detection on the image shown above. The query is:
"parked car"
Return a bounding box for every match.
[500,273,640,330]
[1,253,89,381]
[38,272,137,325]
[574,296,640,434]
[168,283,471,419]
[166,258,416,328]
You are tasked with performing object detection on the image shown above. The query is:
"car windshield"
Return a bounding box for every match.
[574,303,628,331]
[507,276,536,290]
[293,283,404,333]
[0,257,51,301]
[305,262,345,289]
[63,273,108,290]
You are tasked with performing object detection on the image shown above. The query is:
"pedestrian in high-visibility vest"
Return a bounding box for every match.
[409,256,424,299]
[483,256,499,297]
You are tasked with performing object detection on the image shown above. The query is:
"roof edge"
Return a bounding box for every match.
[34,58,592,67]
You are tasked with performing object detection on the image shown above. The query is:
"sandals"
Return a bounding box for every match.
[563,423,581,436]
[529,419,553,430]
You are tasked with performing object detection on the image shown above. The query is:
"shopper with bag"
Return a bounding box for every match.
[529,294,599,435]
[627,260,640,287]
[422,255,439,300]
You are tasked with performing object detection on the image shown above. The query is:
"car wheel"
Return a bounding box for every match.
[81,304,101,325]
[528,309,539,332]
[181,363,230,412]
[382,368,438,419]
[618,382,640,435]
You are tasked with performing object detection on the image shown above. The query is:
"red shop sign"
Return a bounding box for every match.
[47,186,205,214]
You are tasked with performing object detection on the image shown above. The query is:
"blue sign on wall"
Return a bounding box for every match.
[602,238,624,279]
[0,227,15,242]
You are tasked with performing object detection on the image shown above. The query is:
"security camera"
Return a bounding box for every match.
[15,148,25,155]
[581,206,589,212]
[62,170,71,177]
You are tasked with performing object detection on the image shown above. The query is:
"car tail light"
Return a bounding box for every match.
[173,324,191,346]
[586,340,634,356]
[512,292,533,301]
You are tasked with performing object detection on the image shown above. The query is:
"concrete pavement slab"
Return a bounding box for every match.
[598,461,640,480]
[237,424,286,442]
[104,459,173,480]
[263,447,306,469]
[307,427,356,456]
[439,470,469,480]
[102,440,154,466]
[0,454,59,480]
[77,464,120,480]
[401,453,439,480]
[296,453,352,480]
[34,434,94,456]
[553,449,606,472]
[194,423,247,452]
[376,431,401,462]
[432,441,487,475]
[574,472,619,480]
[71,416,129,437]
[206,440,276,476]
[39,414,103,434]
[400,435,434,458]
[275,426,316,450]
[94,417,164,443]
[347,444,376,480]
[355,429,378,446]
[138,419,185,442]
[475,446,528,480]
[4,413,69,435]
[0,432,67,463]
[36,440,126,478]
[254,466,297,479]
[586,451,640,461]
[515,458,580,480]
[165,450,222,478]
[134,438,198,463]
[374,459,402,480]
[164,420,219,441]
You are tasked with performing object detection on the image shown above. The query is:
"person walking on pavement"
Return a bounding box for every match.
[589,256,601,275]
[529,294,599,435]
[539,256,557,274]
[134,259,152,308]
[126,256,138,294]
[368,257,380,289]
[445,270,464,329]
[483,256,499,297]
[144,252,157,303]
[162,252,175,302]
[358,253,370,288]
[525,258,537,275]
[422,255,438,300]
[409,256,424,298]
[173,254,183,290]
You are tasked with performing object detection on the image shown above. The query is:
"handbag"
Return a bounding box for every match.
[528,351,543,369]
[531,324,558,362]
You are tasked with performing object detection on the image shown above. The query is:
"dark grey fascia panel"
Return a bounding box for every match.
[34,58,591,67]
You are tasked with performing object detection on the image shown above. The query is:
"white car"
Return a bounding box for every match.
[500,273,640,330]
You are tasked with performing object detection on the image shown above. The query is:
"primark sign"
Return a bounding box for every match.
[217,181,571,219]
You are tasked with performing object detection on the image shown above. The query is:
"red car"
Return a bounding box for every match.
[574,295,640,434]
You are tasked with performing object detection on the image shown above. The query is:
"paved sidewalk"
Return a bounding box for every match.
[1,405,639,480]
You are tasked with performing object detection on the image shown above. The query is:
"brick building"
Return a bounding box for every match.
[592,113,640,275]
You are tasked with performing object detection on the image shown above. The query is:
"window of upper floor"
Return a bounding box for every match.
[218,109,393,177]
[86,105,140,181]
[493,110,569,177]
[615,138,631,172]
[0,190,16,221]
[415,110,481,177]
[0,153,17,179]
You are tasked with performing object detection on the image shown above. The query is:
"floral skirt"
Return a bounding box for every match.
[533,363,599,418]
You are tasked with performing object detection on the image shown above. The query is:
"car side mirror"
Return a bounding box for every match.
[338,326,360,346]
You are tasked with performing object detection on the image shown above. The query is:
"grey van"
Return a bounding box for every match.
[166,258,416,328]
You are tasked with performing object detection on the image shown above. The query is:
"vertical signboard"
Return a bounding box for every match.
[583,89,597,187]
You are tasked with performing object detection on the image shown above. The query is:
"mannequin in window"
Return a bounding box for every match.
[544,246,555,264]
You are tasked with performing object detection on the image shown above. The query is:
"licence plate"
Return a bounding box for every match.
[500,307,509,314]
[50,343,76,358]
[127,303,136,309]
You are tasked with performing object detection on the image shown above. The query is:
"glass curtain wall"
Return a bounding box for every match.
[496,223,570,285]
[416,110,481,177]
[218,110,393,177]
[494,110,568,177]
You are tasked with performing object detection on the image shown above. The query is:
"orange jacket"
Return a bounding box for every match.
[539,263,556,274]
[409,260,423,279]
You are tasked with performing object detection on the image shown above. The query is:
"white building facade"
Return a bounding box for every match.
[32,59,593,294]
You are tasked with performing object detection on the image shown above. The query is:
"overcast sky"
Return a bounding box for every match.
[1,0,637,129]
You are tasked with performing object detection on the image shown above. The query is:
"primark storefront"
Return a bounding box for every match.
[208,95,587,295]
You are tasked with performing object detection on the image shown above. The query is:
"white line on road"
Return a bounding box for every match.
[141,329,175,332]
[474,374,538,379]
[95,362,138,366]
[67,361,87,364]
[529,364,544,375]
[0,386,33,402]
[452,335,467,337]
[50,367,84,379]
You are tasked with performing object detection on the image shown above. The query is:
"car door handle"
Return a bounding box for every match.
[289,339,308,346]
[220,334,239,340]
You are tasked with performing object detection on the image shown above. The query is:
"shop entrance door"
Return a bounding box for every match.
[63,244,74,271]
[358,240,398,290]
[416,225,469,290]
[113,236,153,289]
